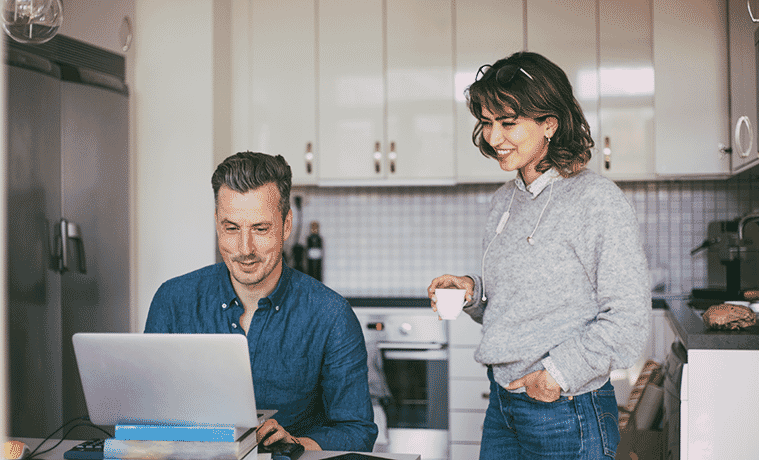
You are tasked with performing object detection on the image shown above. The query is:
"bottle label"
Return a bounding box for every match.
[307,248,323,260]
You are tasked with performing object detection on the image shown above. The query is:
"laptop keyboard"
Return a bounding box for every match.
[63,439,104,460]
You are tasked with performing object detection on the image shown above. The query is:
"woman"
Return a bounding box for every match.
[428,51,650,459]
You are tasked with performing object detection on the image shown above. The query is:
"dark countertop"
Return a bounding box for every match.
[662,296,759,350]
[347,297,430,308]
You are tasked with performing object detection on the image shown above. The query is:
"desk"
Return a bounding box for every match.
[11,439,421,460]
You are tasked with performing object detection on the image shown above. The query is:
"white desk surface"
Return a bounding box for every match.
[11,438,421,460]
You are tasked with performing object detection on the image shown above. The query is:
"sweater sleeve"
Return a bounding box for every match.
[463,274,486,324]
[546,187,651,393]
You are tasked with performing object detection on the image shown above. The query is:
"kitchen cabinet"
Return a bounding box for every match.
[248,0,317,184]
[653,0,730,177]
[453,0,521,184]
[729,0,759,173]
[597,0,656,180]
[664,298,759,459]
[318,0,455,184]
[59,0,134,56]
[447,317,486,460]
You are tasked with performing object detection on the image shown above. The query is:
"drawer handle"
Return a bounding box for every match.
[388,142,397,174]
[481,392,490,399]
[374,142,382,174]
[604,136,611,170]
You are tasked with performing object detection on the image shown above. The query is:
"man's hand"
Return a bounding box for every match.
[505,370,562,402]
[256,419,321,451]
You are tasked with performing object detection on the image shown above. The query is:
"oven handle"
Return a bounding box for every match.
[376,342,445,350]
[382,349,448,361]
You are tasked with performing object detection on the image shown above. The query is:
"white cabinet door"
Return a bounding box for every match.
[386,0,455,181]
[527,0,599,175]
[318,0,384,182]
[597,0,656,180]
[454,0,521,183]
[249,0,317,184]
[653,0,730,176]
[729,0,759,173]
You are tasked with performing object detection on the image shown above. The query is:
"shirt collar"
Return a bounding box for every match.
[515,168,561,198]
[219,261,293,311]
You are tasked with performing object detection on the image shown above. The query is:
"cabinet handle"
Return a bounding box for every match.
[749,0,759,22]
[718,143,732,158]
[734,116,754,158]
[58,219,87,274]
[374,142,382,174]
[481,392,490,399]
[305,142,314,174]
[121,16,133,52]
[388,142,397,174]
[603,137,611,170]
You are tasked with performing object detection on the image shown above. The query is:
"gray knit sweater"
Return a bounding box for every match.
[465,168,651,396]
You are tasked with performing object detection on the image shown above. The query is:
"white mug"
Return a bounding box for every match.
[435,288,467,320]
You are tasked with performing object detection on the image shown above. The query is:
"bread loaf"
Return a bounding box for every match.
[702,303,757,330]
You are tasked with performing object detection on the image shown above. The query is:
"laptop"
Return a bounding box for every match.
[72,333,275,429]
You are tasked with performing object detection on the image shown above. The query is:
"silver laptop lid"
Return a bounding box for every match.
[72,333,262,428]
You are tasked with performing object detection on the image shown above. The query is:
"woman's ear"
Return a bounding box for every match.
[544,116,558,139]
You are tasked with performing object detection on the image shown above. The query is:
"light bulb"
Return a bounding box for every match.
[2,0,62,44]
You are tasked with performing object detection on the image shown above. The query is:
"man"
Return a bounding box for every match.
[144,152,378,452]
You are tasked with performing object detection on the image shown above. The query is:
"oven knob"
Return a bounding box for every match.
[399,322,412,335]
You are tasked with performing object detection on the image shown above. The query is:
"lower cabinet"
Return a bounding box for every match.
[448,318,487,459]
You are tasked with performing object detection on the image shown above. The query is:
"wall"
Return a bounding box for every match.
[133,0,220,330]
[289,171,759,298]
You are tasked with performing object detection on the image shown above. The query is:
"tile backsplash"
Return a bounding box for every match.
[290,172,759,298]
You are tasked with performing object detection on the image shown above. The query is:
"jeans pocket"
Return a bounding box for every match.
[591,386,621,458]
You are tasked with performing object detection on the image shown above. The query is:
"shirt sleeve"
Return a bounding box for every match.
[463,274,486,324]
[301,306,378,451]
[144,282,175,333]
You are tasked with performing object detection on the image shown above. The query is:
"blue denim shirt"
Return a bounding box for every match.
[144,262,378,452]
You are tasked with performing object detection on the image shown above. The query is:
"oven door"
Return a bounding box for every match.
[375,342,449,459]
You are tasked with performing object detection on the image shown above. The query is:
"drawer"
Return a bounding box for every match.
[449,378,490,410]
[450,443,481,460]
[449,411,486,442]
[449,347,488,378]
[448,317,484,346]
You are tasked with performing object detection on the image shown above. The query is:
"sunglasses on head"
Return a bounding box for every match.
[475,64,534,86]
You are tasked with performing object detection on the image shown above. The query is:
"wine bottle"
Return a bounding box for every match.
[306,221,323,281]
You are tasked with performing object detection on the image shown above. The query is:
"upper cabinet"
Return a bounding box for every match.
[653,0,730,177]
[453,0,521,184]
[59,0,134,56]
[318,0,455,184]
[729,0,759,173]
[248,0,317,184]
[241,0,737,185]
[597,0,655,180]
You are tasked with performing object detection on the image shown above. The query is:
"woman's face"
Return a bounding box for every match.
[480,105,556,184]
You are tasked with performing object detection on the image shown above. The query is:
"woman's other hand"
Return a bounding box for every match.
[427,275,475,314]
[506,370,562,402]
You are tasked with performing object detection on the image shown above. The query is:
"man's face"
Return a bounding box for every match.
[215,183,292,294]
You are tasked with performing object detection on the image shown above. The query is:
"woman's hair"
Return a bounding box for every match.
[211,151,292,222]
[467,51,594,176]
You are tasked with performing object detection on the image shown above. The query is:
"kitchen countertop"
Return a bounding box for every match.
[347,297,430,308]
[662,296,759,350]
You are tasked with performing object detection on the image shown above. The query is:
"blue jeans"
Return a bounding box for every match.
[479,367,620,460]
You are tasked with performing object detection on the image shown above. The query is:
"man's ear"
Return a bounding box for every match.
[283,209,293,241]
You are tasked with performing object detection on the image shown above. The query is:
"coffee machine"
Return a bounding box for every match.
[691,211,759,300]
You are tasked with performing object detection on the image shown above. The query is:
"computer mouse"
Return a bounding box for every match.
[3,440,31,459]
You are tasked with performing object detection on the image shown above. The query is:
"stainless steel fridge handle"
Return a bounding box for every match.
[60,218,87,274]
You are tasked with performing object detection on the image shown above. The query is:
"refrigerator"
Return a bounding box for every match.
[5,35,130,438]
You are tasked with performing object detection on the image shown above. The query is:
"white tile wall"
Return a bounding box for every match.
[291,173,759,298]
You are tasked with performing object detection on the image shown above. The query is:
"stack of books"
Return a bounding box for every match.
[103,424,258,460]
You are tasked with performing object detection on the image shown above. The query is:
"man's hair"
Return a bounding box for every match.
[211,151,292,221]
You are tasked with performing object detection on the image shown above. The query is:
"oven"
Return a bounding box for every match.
[351,299,449,460]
